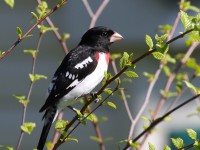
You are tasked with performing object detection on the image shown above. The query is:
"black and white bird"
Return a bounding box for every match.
[37,26,123,150]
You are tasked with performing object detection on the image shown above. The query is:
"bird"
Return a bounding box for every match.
[37,26,123,150]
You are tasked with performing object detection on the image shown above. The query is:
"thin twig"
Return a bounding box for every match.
[82,0,110,28]
[36,0,69,54]
[0,0,67,60]
[123,94,200,150]
[16,32,44,150]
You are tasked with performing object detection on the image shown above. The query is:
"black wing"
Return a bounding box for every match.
[40,46,98,112]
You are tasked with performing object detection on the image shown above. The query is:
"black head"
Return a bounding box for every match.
[79,26,123,49]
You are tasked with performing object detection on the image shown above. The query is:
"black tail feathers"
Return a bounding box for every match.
[37,106,57,150]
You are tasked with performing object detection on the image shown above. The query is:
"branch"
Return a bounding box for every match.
[16,32,44,150]
[0,0,67,60]
[123,94,200,150]
[82,0,110,28]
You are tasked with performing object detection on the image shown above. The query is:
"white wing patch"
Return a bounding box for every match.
[75,56,93,69]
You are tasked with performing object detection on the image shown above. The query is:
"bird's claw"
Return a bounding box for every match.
[90,92,100,103]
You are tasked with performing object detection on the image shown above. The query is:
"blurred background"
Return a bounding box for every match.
[0,0,200,149]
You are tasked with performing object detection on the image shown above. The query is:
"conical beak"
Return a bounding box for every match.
[110,32,123,43]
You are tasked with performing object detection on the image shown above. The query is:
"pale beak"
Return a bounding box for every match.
[110,32,123,43]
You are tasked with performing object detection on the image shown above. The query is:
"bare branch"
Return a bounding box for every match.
[0,0,67,60]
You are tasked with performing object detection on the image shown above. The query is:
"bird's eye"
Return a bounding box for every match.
[102,32,108,37]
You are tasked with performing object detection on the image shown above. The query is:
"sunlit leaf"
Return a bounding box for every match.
[186,128,197,140]
[145,34,154,49]
[4,0,14,8]
[21,122,36,134]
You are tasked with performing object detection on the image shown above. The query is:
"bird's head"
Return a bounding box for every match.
[79,26,123,49]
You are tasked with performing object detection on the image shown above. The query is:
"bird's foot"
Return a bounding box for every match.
[90,92,100,103]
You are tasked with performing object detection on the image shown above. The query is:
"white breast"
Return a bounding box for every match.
[57,53,108,110]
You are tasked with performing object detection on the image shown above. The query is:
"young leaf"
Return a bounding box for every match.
[186,128,197,140]
[45,141,53,150]
[61,33,70,41]
[37,25,58,34]
[184,81,200,95]
[84,113,98,122]
[152,52,165,60]
[148,142,156,150]
[130,142,140,148]
[104,101,117,109]
[31,12,39,20]
[90,136,101,142]
[55,119,67,131]
[124,71,139,78]
[4,0,14,8]
[29,74,47,82]
[21,122,36,134]
[0,145,13,150]
[163,145,171,150]
[64,137,78,143]
[194,140,200,150]
[16,27,22,39]
[171,138,184,149]
[24,50,37,58]
[120,52,129,69]
[180,10,192,29]
[145,34,154,49]
[143,72,154,82]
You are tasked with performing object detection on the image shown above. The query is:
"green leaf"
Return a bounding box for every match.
[104,101,117,109]
[163,66,171,77]
[21,122,36,134]
[120,52,129,69]
[184,81,200,95]
[148,142,156,150]
[13,95,29,106]
[90,136,101,142]
[45,141,53,150]
[152,52,165,60]
[158,24,172,34]
[24,50,37,58]
[171,138,184,149]
[97,116,108,122]
[124,71,139,78]
[163,145,171,150]
[146,34,154,49]
[194,140,200,150]
[180,10,192,29]
[186,128,197,140]
[55,119,67,131]
[31,12,39,20]
[141,116,151,123]
[130,142,140,148]
[16,27,22,39]
[103,72,112,85]
[111,53,122,60]
[143,72,154,82]
[84,113,98,122]
[37,25,58,34]
[0,145,13,150]
[61,33,70,41]
[160,90,177,99]
[29,74,47,82]
[155,34,168,44]
[104,88,113,95]
[4,0,14,8]
[64,137,78,143]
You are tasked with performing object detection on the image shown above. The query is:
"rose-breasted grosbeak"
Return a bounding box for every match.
[37,26,123,150]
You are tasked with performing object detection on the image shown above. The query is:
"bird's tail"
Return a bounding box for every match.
[37,106,57,150]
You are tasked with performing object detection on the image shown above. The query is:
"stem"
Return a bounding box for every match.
[0,0,67,60]
[16,32,44,150]
[123,94,200,150]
